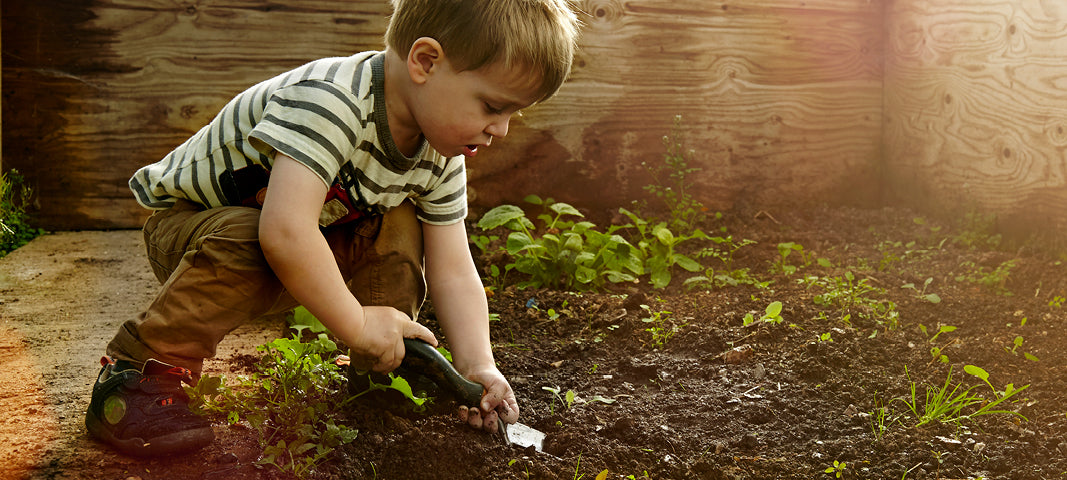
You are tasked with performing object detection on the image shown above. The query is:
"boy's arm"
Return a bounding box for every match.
[260,153,437,372]
[423,220,520,429]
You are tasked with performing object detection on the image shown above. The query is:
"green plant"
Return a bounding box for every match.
[806,272,900,329]
[640,115,708,234]
[896,365,1029,428]
[187,315,431,478]
[187,332,359,478]
[772,242,813,275]
[869,393,896,441]
[684,235,766,290]
[901,277,942,303]
[543,386,576,412]
[0,169,45,257]
[955,259,1016,296]
[618,208,704,289]
[824,460,847,478]
[477,196,643,291]
[1004,336,1040,362]
[641,304,685,348]
[818,331,834,343]
[1049,295,1064,308]
[743,301,784,326]
[919,324,956,343]
[952,211,1001,250]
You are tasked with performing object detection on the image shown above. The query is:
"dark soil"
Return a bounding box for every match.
[3,205,1065,480]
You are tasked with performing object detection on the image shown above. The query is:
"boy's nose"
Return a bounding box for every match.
[486,117,510,138]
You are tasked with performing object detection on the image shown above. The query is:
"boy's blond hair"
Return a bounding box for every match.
[386,0,580,103]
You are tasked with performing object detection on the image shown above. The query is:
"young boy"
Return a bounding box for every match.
[85,0,579,456]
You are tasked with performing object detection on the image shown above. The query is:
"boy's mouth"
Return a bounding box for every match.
[463,145,479,157]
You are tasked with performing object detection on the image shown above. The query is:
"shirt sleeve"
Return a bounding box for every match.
[248,80,366,186]
[414,154,468,225]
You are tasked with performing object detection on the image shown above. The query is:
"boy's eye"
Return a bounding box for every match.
[484,103,504,115]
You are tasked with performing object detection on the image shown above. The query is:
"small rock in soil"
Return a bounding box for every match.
[724,344,754,364]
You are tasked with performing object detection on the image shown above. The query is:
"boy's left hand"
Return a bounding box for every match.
[456,364,519,433]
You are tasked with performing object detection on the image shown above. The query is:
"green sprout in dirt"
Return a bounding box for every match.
[187,332,358,478]
[542,386,616,413]
[1050,295,1065,308]
[477,196,643,291]
[640,304,686,349]
[805,271,900,329]
[639,114,708,234]
[955,259,1016,296]
[896,365,1029,428]
[919,324,956,364]
[743,300,784,326]
[187,308,430,478]
[771,242,817,275]
[617,207,704,289]
[952,211,1002,251]
[1004,336,1040,362]
[1,169,46,257]
[685,234,765,290]
[824,460,847,478]
[901,277,942,304]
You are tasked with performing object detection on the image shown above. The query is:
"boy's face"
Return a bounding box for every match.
[413,57,542,158]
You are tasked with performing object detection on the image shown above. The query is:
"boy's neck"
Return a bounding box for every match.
[382,50,423,157]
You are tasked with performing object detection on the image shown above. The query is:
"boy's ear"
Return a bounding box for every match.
[407,37,444,85]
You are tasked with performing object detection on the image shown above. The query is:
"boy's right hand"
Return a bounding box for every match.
[347,305,438,373]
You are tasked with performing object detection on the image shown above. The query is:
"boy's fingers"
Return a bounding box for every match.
[403,321,438,347]
[466,407,484,429]
[482,409,499,433]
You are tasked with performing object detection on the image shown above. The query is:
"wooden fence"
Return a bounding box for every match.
[3,0,1065,240]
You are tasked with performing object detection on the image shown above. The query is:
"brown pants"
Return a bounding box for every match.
[106,200,426,373]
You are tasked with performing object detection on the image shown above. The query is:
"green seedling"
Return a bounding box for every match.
[742,301,784,326]
[955,259,1016,296]
[617,208,705,289]
[478,197,643,291]
[188,332,359,478]
[818,332,833,343]
[1004,336,1040,361]
[0,169,46,257]
[543,386,576,412]
[896,365,1029,428]
[901,277,942,303]
[807,271,900,329]
[919,324,956,343]
[641,304,685,348]
[772,242,812,275]
[824,460,847,478]
[639,115,708,234]
[1049,295,1064,308]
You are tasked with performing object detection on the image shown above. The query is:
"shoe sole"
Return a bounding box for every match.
[85,410,215,457]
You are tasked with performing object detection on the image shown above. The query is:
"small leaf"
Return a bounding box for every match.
[765,301,783,317]
[549,202,583,217]
[478,205,527,230]
[595,469,609,480]
[964,364,989,382]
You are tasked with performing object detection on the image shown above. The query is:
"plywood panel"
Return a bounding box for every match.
[471,0,886,216]
[4,0,884,229]
[884,0,1067,235]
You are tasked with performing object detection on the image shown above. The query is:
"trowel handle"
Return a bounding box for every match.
[401,338,484,407]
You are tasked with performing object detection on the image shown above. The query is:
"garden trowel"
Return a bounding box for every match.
[401,338,546,451]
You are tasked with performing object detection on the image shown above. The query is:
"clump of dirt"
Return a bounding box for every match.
[3,205,1066,480]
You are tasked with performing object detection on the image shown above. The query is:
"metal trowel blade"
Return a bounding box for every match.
[503,422,545,452]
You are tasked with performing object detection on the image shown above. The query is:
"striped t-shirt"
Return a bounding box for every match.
[129,51,468,225]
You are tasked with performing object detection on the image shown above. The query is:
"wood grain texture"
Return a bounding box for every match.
[4,0,884,229]
[884,0,1067,235]
[470,0,886,217]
